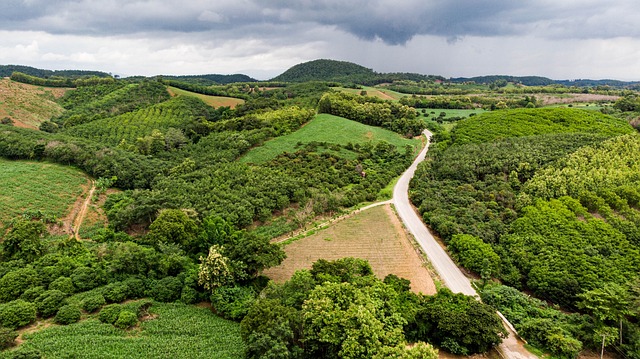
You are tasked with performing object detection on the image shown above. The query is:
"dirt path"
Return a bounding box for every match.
[71,180,96,240]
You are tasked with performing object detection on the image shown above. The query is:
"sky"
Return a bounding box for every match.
[1,0,639,80]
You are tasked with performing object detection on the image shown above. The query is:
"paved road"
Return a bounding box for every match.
[392,130,537,359]
[393,130,476,296]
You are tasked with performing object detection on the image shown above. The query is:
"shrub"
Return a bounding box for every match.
[54,304,81,325]
[98,304,122,324]
[102,282,129,303]
[19,286,45,302]
[34,290,67,317]
[210,285,256,321]
[180,286,200,304]
[48,276,75,294]
[81,294,106,313]
[0,268,41,302]
[0,300,37,329]
[122,277,146,299]
[113,310,138,329]
[70,266,105,291]
[148,276,183,302]
[5,347,43,358]
[0,327,18,350]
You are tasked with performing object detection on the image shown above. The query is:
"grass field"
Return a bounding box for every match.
[264,204,436,295]
[419,108,486,118]
[240,114,421,163]
[167,86,244,109]
[3,302,244,359]
[0,78,68,129]
[0,159,89,226]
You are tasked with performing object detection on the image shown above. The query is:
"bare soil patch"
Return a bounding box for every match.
[536,93,620,106]
[264,204,436,295]
[0,78,69,129]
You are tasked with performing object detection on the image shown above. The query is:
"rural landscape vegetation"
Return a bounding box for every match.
[0,59,639,359]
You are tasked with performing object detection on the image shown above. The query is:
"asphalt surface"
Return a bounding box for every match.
[392,130,538,359]
[392,130,477,296]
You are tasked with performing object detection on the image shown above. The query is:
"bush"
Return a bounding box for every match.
[113,310,138,329]
[54,304,82,325]
[122,277,146,299]
[48,276,75,294]
[4,347,43,359]
[0,326,18,350]
[81,294,106,313]
[98,304,122,324]
[210,285,256,321]
[0,268,41,302]
[70,266,105,291]
[102,282,129,303]
[0,300,37,329]
[180,286,200,304]
[34,290,67,317]
[148,276,183,302]
[19,286,45,302]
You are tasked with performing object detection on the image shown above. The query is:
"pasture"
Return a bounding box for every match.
[336,86,405,101]
[264,204,437,295]
[240,113,421,163]
[0,159,89,226]
[167,86,244,108]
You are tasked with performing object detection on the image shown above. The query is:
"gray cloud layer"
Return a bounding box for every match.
[2,0,638,44]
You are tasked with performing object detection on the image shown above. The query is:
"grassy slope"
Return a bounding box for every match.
[167,86,244,109]
[240,113,421,163]
[0,78,68,129]
[0,159,89,225]
[4,303,244,359]
[335,86,405,101]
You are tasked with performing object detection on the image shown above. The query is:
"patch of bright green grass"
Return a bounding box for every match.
[419,108,486,118]
[240,114,421,163]
[0,159,89,225]
[4,302,244,359]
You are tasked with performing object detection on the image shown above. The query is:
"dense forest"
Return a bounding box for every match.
[1,60,639,358]
[410,106,640,358]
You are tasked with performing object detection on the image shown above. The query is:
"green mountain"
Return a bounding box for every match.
[271,59,376,83]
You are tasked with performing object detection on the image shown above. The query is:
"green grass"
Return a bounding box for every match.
[0,159,89,225]
[3,302,245,359]
[334,86,405,101]
[240,114,421,163]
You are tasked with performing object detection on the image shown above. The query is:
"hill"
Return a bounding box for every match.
[0,78,67,129]
[0,64,110,79]
[163,73,256,85]
[240,113,420,163]
[272,59,376,83]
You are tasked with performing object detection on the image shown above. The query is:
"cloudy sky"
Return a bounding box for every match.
[1,0,639,80]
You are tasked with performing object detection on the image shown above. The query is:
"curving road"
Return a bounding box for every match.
[392,131,537,359]
[392,130,476,296]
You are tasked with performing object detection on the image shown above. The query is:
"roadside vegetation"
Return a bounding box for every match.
[1,59,640,358]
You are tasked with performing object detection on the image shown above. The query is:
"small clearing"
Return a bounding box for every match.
[167,86,244,108]
[264,204,437,295]
[0,78,68,129]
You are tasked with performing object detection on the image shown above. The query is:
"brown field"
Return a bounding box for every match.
[0,78,68,129]
[536,93,620,106]
[264,204,436,295]
[167,86,244,108]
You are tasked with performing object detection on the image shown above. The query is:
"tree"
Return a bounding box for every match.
[578,282,632,345]
[148,209,200,250]
[198,245,234,292]
[410,288,506,355]
[1,219,47,262]
[302,281,406,359]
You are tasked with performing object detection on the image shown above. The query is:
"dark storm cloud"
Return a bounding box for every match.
[1,0,638,43]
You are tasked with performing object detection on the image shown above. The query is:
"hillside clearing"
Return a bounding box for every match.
[241,113,421,163]
[0,159,89,227]
[263,204,437,295]
[336,86,405,101]
[0,78,68,129]
[167,86,244,108]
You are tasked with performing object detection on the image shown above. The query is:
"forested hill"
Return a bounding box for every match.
[272,59,376,83]
[162,73,257,85]
[451,74,640,88]
[272,59,443,84]
[0,64,111,79]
